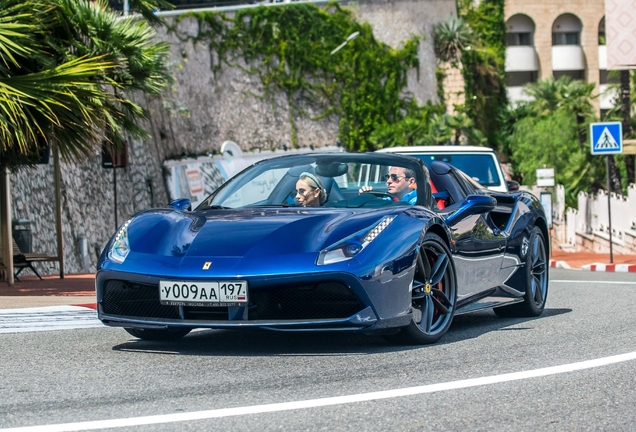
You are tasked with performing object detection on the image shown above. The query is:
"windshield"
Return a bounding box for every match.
[412,153,502,187]
[195,153,428,210]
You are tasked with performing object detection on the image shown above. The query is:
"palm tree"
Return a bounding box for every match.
[0,0,170,169]
[560,78,596,149]
[110,0,173,23]
[433,17,474,67]
[522,77,563,115]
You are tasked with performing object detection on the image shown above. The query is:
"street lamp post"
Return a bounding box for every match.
[330,31,360,56]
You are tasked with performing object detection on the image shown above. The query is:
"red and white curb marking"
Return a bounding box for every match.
[0,305,101,334]
[550,260,636,272]
[582,263,636,272]
[550,260,571,269]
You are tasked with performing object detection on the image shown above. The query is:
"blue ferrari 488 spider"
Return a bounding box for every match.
[96,152,549,344]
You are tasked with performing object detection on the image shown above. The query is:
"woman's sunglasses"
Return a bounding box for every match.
[295,188,315,196]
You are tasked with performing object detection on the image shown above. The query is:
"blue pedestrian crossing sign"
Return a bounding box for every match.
[590,122,622,155]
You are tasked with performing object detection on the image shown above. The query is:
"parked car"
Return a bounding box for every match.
[376,145,519,192]
[96,152,549,345]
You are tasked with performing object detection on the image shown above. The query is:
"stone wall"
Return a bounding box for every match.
[7,0,456,276]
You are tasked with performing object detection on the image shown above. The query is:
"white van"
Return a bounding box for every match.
[376,145,516,193]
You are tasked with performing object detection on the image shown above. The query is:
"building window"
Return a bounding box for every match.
[553,70,585,81]
[506,14,535,47]
[599,70,620,85]
[506,71,538,87]
[552,13,582,46]
[506,32,533,46]
[598,17,606,45]
[552,32,579,45]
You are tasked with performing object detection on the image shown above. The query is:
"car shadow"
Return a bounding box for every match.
[111,307,572,357]
[439,307,572,345]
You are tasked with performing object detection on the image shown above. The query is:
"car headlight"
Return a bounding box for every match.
[317,216,396,265]
[108,219,133,264]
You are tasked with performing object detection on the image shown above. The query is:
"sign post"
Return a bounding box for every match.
[540,192,553,228]
[590,122,623,264]
[536,167,555,187]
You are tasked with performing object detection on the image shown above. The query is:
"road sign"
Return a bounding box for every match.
[590,122,622,155]
[536,167,555,187]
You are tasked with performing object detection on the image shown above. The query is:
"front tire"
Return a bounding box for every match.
[125,327,191,341]
[494,226,548,318]
[391,232,457,345]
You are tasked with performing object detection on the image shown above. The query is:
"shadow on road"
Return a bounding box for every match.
[111,307,572,357]
[441,307,571,344]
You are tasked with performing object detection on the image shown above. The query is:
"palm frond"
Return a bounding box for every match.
[434,17,474,65]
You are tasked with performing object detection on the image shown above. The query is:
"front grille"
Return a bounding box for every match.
[249,282,364,320]
[101,280,364,322]
[183,306,229,320]
[102,280,179,319]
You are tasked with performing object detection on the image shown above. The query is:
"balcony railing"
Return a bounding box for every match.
[551,45,585,71]
[505,46,539,72]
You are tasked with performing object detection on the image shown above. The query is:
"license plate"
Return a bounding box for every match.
[159,280,248,306]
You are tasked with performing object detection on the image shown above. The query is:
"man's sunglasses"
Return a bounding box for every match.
[384,174,407,182]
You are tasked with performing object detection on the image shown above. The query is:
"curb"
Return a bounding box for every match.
[550,260,571,269]
[73,303,97,310]
[581,263,636,272]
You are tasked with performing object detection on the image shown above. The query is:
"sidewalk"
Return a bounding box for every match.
[0,274,95,309]
[550,250,636,272]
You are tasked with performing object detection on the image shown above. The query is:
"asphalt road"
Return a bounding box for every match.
[2,268,636,431]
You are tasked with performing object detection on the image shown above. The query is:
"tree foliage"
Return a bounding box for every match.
[456,0,507,150]
[507,77,610,207]
[0,0,170,170]
[433,17,473,67]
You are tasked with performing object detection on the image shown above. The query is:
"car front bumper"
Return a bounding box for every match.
[96,270,412,332]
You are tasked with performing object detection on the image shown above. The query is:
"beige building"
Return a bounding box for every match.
[504,0,614,115]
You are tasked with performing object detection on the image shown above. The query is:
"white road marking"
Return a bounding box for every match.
[551,280,636,285]
[0,306,101,334]
[3,351,636,432]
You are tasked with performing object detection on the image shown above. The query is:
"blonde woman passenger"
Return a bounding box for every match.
[295,172,327,207]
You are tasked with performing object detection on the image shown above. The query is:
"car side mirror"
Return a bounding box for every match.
[445,194,496,226]
[169,198,192,211]
[507,180,520,191]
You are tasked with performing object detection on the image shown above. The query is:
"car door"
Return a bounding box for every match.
[443,170,507,301]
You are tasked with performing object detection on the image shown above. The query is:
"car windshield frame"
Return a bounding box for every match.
[195,153,433,210]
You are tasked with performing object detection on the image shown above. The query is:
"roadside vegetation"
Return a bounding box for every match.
[3,0,634,206]
[0,0,171,170]
[502,73,636,207]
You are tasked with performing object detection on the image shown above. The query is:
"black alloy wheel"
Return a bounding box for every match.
[124,327,191,341]
[494,226,549,317]
[393,232,457,345]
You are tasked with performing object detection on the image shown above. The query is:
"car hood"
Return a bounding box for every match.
[123,207,397,259]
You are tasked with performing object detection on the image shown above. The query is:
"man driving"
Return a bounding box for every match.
[359,166,417,205]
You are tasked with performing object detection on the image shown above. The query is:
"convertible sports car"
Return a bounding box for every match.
[96,152,549,345]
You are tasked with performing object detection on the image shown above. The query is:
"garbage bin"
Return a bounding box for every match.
[12,219,32,253]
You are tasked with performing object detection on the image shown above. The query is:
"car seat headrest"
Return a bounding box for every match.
[430,161,453,176]
[315,163,348,177]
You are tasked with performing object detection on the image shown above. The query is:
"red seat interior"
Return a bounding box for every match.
[429,179,445,210]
